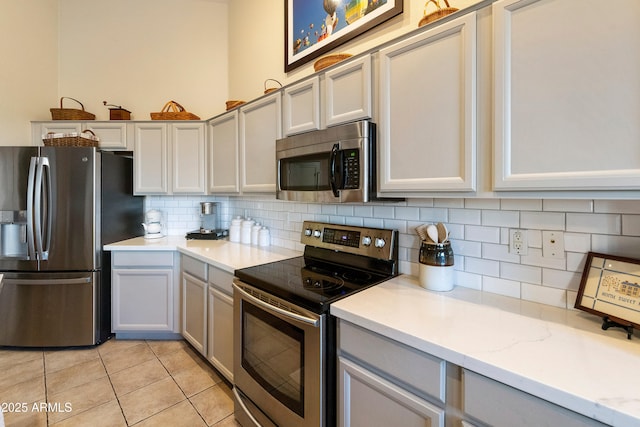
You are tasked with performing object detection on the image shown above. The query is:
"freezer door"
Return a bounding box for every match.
[0,272,96,347]
[39,147,98,271]
[0,147,39,271]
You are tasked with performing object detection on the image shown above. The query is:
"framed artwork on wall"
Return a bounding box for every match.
[285,0,402,72]
[575,252,640,338]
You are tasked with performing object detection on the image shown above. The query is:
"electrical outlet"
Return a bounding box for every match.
[509,229,528,255]
[542,231,565,259]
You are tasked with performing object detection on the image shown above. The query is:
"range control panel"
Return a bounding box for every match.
[300,221,396,260]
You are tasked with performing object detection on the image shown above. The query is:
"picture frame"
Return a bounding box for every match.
[575,252,640,335]
[285,0,403,72]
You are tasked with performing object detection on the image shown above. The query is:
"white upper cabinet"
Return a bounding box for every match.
[283,76,320,135]
[239,92,281,193]
[134,123,168,194]
[208,111,240,194]
[377,12,477,194]
[324,55,372,127]
[493,0,640,191]
[171,122,206,194]
[134,121,206,195]
[85,122,130,150]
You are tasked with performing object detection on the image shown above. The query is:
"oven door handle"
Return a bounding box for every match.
[233,282,320,327]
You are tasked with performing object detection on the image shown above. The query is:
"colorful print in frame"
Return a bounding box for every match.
[285,0,402,72]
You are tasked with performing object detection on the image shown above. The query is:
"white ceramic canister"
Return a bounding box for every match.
[229,216,243,242]
[418,242,454,291]
[251,223,261,245]
[241,218,254,244]
[258,227,270,247]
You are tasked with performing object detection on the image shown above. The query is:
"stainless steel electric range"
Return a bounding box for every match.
[232,221,398,427]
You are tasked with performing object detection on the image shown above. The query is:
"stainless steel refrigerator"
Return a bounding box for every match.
[0,146,143,347]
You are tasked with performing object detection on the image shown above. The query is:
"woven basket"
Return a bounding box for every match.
[264,79,282,94]
[50,97,95,120]
[42,130,99,147]
[313,53,352,72]
[225,100,245,111]
[418,0,458,27]
[150,101,200,120]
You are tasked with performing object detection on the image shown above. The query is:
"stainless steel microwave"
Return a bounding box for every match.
[276,120,376,203]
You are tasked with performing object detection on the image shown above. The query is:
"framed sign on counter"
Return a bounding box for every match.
[575,252,640,338]
[285,0,402,72]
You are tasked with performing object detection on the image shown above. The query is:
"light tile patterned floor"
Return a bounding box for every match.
[0,339,240,426]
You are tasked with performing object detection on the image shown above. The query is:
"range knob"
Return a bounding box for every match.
[313,229,322,238]
[362,236,372,246]
[374,237,386,248]
[304,228,312,237]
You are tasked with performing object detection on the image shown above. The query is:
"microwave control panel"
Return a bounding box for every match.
[342,149,360,189]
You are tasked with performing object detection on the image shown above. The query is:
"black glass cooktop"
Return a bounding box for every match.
[234,256,393,314]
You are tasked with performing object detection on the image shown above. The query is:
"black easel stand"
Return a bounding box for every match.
[601,316,633,340]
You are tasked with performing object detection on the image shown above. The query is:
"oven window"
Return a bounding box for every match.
[242,301,305,417]
[280,153,330,191]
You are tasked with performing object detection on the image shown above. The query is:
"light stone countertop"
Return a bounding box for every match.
[104,236,301,274]
[331,275,640,427]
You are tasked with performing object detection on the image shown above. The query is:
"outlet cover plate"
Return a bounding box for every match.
[509,229,528,255]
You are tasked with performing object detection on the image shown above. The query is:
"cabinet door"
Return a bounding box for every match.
[283,76,320,135]
[338,357,444,427]
[85,122,129,150]
[112,268,174,332]
[207,286,233,382]
[493,0,640,190]
[32,122,83,146]
[134,123,168,194]
[378,13,477,193]
[239,93,281,193]
[208,112,240,194]
[182,271,207,355]
[325,55,372,127]
[171,122,206,194]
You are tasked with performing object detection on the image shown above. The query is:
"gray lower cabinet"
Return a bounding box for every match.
[337,320,446,427]
[207,265,234,382]
[111,251,179,336]
[181,255,208,354]
[463,370,608,427]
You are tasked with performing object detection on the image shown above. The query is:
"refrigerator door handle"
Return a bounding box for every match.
[26,157,37,260]
[42,157,52,259]
[34,157,51,261]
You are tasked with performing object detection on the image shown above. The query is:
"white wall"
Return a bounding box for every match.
[0,0,229,145]
[0,0,58,145]
[57,0,229,121]
[227,0,483,103]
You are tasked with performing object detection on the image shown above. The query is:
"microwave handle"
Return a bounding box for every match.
[330,143,340,198]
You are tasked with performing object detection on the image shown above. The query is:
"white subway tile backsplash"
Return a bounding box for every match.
[465,199,500,209]
[465,257,500,277]
[594,200,640,214]
[482,242,520,263]
[481,210,519,228]
[543,199,593,213]
[465,225,500,243]
[500,262,541,285]
[520,211,565,230]
[563,233,591,253]
[151,194,640,310]
[483,276,520,298]
[419,208,448,223]
[521,283,566,308]
[449,208,481,225]
[622,215,640,236]
[566,213,621,234]
[395,206,420,221]
[500,199,542,211]
[542,268,582,291]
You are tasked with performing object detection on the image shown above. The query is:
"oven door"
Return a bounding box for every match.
[233,280,325,427]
